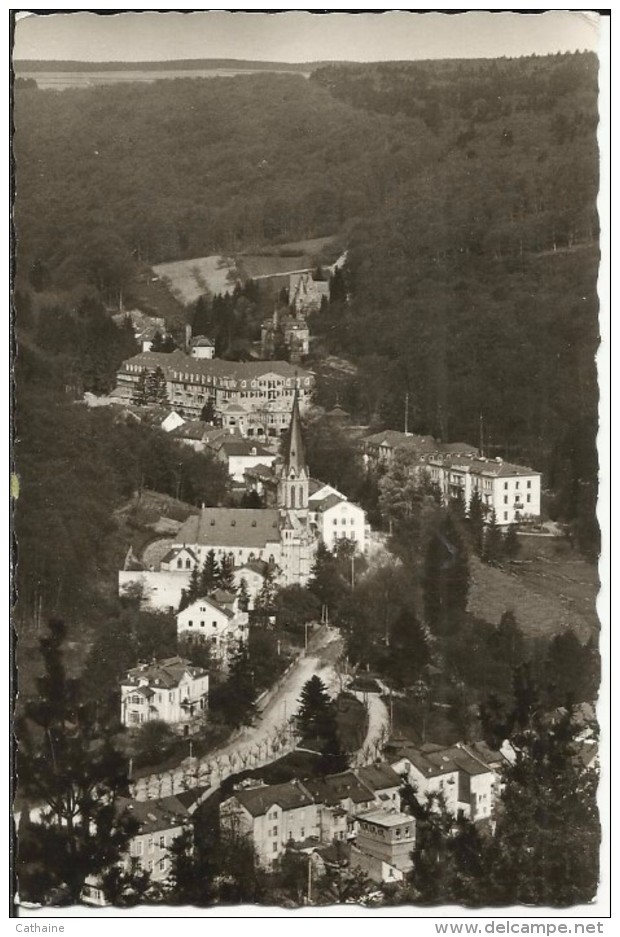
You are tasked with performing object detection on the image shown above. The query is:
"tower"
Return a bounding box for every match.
[278,387,309,512]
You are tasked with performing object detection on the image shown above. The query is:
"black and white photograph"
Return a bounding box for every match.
[11,7,608,918]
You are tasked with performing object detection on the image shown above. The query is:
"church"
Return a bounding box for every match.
[172,389,316,586]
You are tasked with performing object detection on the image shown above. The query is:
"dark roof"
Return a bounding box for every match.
[219,439,274,458]
[238,561,268,577]
[175,508,281,549]
[303,771,374,807]
[118,795,191,835]
[356,764,402,792]
[120,350,313,386]
[123,656,208,690]
[182,595,234,619]
[233,781,314,817]
[311,493,345,513]
[160,546,198,565]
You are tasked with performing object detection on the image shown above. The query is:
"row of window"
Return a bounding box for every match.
[503,480,533,490]
[503,494,532,504]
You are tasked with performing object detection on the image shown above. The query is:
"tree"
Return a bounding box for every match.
[423,511,470,637]
[308,541,348,619]
[145,366,169,405]
[210,643,256,728]
[467,489,485,555]
[17,620,138,905]
[132,369,148,406]
[401,785,490,906]
[296,675,335,744]
[178,588,191,613]
[187,564,201,602]
[483,510,504,564]
[543,629,599,707]
[237,577,250,612]
[218,555,236,593]
[503,523,521,559]
[240,490,263,508]
[200,397,216,424]
[274,584,321,632]
[486,707,600,906]
[150,331,175,353]
[199,550,218,596]
[253,564,278,622]
[130,720,177,769]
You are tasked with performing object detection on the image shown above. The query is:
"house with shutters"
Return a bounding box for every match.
[120,656,209,729]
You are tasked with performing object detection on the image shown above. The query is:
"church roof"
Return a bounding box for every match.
[175,508,281,549]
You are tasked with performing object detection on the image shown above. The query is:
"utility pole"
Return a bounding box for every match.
[351,553,355,589]
[479,412,485,457]
[404,392,409,435]
[304,621,309,652]
[307,854,313,905]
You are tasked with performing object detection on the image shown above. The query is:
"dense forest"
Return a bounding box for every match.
[13,51,601,605]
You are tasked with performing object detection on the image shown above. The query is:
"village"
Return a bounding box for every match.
[15,262,598,910]
[13,19,603,912]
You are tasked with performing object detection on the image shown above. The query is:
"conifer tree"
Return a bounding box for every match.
[468,489,485,555]
[296,675,335,743]
[17,620,138,905]
[237,577,250,612]
[199,550,218,596]
[187,564,201,602]
[483,510,505,564]
[178,589,191,613]
[218,555,236,593]
[423,511,470,637]
[132,369,148,406]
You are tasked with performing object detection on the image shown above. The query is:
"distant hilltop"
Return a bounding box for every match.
[13,57,344,74]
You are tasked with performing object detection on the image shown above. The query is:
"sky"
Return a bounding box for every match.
[13,9,600,64]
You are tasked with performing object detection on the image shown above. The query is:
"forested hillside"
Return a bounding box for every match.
[14,53,600,554]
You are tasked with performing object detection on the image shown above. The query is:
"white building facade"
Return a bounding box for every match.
[120,657,209,728]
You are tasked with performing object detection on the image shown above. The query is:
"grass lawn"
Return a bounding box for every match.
[468,538,599,644]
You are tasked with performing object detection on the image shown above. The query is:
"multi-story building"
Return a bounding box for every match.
[220,780,318,867]
[350,809,416,883]
[425,453,541,526]
[289,272,329,315]
[82,793,195,906]
[120,656,209,729]
[308,488,370,554]
[387,740,502,822]
[176,591,249,660]
[113,350,314,435]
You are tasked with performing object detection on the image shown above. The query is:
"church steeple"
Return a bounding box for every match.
[278,386,308,511]
[284,387,306,475]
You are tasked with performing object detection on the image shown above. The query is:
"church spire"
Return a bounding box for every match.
[283,385,306,475]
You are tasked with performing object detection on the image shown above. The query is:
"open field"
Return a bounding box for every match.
[468,538,599,643]
[152,255,238,305]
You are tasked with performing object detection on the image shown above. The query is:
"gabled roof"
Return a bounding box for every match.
[232,780,314,817]
[356,764,402,792]
[118,795,190,835]
[237,561,268,577]
[180,595,235,619]
[303,771,374,806]
[175,508,281,549]
[219,439,274,458]
[122,656,208,690]
[160,545,198,565]
[311,493,347,513]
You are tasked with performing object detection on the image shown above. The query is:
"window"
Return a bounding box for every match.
[134,840,143,856]
[159,835,166,848]
[148,860,154,873]
[504,512,508,521]
[272,827,278,837]
[272,842,278,853]
[527,494,531,503]
[333,519,338,525]
[504,482,508,490]
[159,858,167,872]
[515,481,520,489]
[527,480,531,489]
[188,620,193,627]
[148,837,154,852]
[185,559,191,569]
[503,496,508,504]
[300,828,305,838]
[177,559,182,569]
